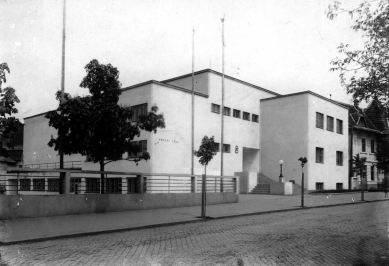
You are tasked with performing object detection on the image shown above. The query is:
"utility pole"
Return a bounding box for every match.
[191,27,195,177]
[59,0,66,193]
[221,15,225,177]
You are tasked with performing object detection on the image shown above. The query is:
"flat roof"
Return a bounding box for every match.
[260,90,349,110]
[161,69,282,96]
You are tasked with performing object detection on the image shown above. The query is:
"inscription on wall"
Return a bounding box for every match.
[157,138,179,144]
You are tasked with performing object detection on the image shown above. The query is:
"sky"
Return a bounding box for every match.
[0,0,366,122]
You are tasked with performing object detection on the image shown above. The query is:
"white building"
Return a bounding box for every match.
[21,69,352,193]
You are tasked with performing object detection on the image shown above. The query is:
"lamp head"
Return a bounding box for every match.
[279,160,284,165]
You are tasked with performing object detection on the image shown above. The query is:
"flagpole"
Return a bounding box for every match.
[221,16,225,177]
[59,0,66,193]
[191,27,195,176]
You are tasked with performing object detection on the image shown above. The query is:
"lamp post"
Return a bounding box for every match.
[279,160,284,183]
[298,157,308,207]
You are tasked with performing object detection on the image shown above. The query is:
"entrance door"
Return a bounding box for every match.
[242,147,260,172]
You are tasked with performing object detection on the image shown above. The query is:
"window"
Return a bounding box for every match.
[371,140,375,153]
[252,114,259,123]
[48,179,59,192]
[129,140,147,158]
[127,177,139,194]
[70,178,81,193]
[363,165,367,178]
[336,151,343,166]
[105,178,122,194]
[362,138,366,152]
[20,179,31,191]
[359,117,367,127]
[33,179,45,191]
[223,144,230,153]
[131,103,148,121]
[316,182,324,191]
[316,147,324,163]
[86,178,100,193]
[371,166,375,181]
[316,112,324,129]
[233,109,241,118]
[336,183,343,190]
[243,112,250,121]
[326,116,334,132]
[214,142,220,152]
[223,107,230,116]
[336,119,343,134]
[211,103,220,114]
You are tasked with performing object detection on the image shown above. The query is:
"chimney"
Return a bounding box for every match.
[353,99,359,108]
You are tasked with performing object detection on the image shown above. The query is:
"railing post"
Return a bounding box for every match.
[234,176,239,194]
[221,177,224,193]
[64,171,71,195]
[138,174,145,194]
[192,175,198,193]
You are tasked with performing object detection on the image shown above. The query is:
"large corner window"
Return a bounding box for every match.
[336,119,343,134]
[131,103,148,121]
[316,147,324,163]
[316,112,324,129]
[211,103,220,114]
[327,116,334,132]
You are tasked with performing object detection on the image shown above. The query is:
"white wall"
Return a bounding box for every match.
[306,94,349,190]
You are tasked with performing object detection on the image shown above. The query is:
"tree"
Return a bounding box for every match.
[352,153,367,200]
[194,135,218,219]
[327,1,389,110]
[376,137,389,193]
[46,59,165,193]
[0,63,20,154]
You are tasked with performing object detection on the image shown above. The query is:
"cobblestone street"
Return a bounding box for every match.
[1,201,389,266]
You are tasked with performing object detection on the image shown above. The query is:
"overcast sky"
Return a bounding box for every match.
[0,0,365,122]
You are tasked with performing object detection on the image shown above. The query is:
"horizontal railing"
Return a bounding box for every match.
[22,161,82,170]
[0,173,238,195]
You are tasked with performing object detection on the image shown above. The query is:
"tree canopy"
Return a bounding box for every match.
[0,62,20,150]
[328,1,389,109]
[46,59,165,192]
[194,136,218,167]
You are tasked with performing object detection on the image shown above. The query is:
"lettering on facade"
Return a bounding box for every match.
[158,138,179,144]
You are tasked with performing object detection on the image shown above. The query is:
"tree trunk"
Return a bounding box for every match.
[360,168,364,201]
[100,160,105,194]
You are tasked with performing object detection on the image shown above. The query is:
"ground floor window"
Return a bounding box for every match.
[33,179,45,191]
[371,166,375,181]
[48,179,59,192]
[105,178,122,194]
[70,178,81,193]
[20,179,31,191]
[316,182,324,191]
[86,178,100,193]
[336,183,343,190]
[127,177,139,193]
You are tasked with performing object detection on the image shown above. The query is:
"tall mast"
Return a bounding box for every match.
[59,0,66,180]
[221,16,225,176]
[191,27,195,176]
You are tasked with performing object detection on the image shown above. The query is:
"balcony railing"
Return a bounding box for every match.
[22,161,82,170]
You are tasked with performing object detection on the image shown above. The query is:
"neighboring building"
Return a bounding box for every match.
[20,69,365,193]
[260,91,349,191]
[337,99,388,190]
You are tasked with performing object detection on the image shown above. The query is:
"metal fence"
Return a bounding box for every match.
[22,161,82,170]
[0,173,237,195]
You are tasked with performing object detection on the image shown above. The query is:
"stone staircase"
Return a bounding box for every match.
[249,173,277,194]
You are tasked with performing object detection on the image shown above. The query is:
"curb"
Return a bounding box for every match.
[1,198,388,245]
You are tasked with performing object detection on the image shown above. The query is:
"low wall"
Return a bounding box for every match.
[0,192,238,219]
[270,182,293,195]
[235,172,257,194]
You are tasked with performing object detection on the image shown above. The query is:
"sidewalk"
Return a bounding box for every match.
[1,191,388,244]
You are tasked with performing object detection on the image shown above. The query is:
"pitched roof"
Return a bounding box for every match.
[364,99,389,133]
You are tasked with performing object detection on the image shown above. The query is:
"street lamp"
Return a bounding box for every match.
[279,160,284,183]
[298,157,308,207]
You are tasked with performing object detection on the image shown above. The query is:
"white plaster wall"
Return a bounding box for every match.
[260,94,309,184]
[307,94,349,190]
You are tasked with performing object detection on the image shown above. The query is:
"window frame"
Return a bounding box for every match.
[214,142,221,152]
[316,147,324,163]
[326,116,334,132]
[336,183,343,190]
[19,179,31,191]
[316,112,324,129]
[371,140,375,153]
[336,119,343,134]
[336,151,343,166]
[233,109,241,118]
[211,103,220,114]
[316,182,324,191]
[131,103,148,121]
[33,179,45,191]
[371,165,375,181]
[362,138,366,152]
[223,144,231,153]
[128,140,147,158]
[252,114,259,123]
[47,179,59,192]
[223,107,231,116]
[242,112,250,121]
